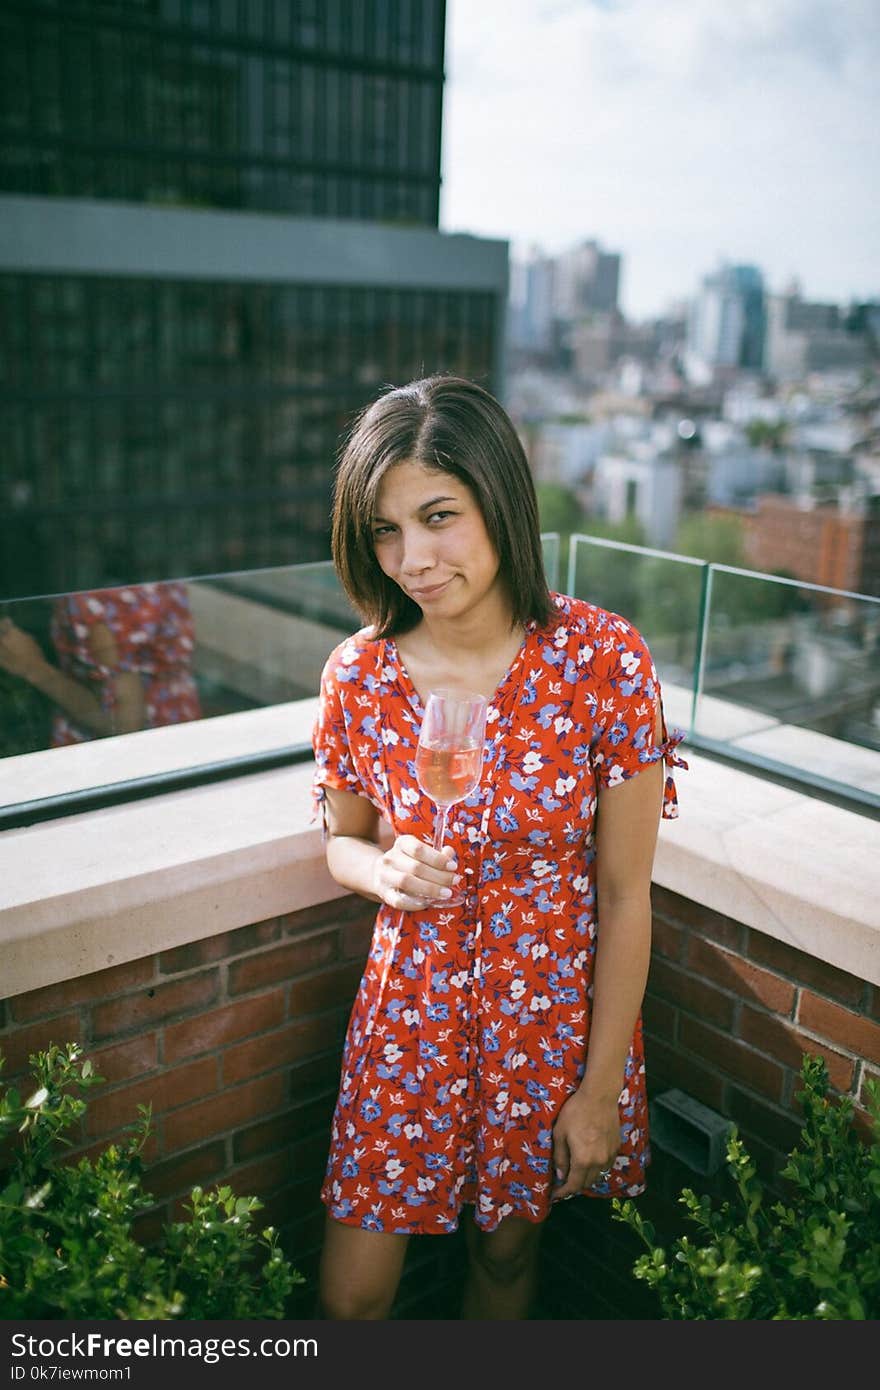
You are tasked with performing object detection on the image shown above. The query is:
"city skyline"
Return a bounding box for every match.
[440,0,880,321]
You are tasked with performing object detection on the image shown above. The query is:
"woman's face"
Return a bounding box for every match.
[371,460,504,621]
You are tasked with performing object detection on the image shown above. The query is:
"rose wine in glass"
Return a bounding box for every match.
[415,689,488,905]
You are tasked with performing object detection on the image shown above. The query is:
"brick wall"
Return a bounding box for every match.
[2,883,877,1320]
[537,884,880,1319]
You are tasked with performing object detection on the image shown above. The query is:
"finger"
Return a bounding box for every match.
[399,837,458,874]
[397,871,454,902]
[388,885,441,912]
[552,1162,590,1202]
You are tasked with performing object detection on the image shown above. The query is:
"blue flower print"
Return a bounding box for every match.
[608,718,629,745]
[535,702,561,729]
[341,1155,360,1178]
[360,1098,381,1122]
[425,1000,449,1022]
[493,801,520,833]
[362,1213,385,1231]
[489,910,513,938]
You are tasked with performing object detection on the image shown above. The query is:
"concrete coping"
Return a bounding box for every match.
[1,704,878,999]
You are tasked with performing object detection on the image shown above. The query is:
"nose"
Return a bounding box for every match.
[400,527,436,576]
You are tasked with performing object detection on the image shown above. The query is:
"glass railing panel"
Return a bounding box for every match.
[695,566,880,801]
[0,532,565,810]
[566,533,705,732]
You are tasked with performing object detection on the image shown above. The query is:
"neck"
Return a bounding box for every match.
[417,589,518,659]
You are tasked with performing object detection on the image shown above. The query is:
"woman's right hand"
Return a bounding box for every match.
[371,835,458,911]
[0,618,48,683]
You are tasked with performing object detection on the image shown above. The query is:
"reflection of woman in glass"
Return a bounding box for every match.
[0,581,201,746]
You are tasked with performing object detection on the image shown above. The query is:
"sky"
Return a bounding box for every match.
[440,0,880,321]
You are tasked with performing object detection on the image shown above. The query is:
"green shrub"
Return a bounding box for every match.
[0,1043,303,1318]
[612,1054,880,1319]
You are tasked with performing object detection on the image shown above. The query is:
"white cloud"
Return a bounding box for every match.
[441,0,880,318]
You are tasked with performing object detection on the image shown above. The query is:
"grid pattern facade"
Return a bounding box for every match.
[0,0,445,223]
[0,274,497,597]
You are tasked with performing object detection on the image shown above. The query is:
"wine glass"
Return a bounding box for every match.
[415,688,488,906]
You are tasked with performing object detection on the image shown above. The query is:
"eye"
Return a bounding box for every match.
[426,510,455,525]
[371,523,395,540]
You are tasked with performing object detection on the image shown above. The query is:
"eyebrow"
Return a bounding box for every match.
[372,495,458,522]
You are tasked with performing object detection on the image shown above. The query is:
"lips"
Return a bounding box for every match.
[409,579,451,601]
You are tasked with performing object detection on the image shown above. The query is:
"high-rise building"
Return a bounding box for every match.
[686,263,765,378]
[0,1,507,599]
[553,240,620,319]
[764,291,871,382]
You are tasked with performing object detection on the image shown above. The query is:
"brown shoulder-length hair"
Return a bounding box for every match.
[331,374,554,638]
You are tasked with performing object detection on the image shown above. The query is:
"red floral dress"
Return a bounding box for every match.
[312,593,687,1234]
[50,582,202,746]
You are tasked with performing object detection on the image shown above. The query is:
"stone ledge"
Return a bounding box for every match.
[1,749,878,999]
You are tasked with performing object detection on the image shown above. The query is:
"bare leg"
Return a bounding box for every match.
[318,1215,410,1320]
[461,1210,544,1320]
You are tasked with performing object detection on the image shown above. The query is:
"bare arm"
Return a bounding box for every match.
[0,618,145,737]
[322,785,458,911]
[551,732,664,1200]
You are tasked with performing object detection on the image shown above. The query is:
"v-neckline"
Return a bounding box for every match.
[386,624,535,716]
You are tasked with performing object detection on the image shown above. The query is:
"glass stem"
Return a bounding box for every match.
[432,803,450,852]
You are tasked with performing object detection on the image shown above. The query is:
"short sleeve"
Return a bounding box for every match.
[589,614,687,820]
[311,643,372,834]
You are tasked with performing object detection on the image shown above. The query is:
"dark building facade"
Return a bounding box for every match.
[1,0,445,223]
[0,1,507,600]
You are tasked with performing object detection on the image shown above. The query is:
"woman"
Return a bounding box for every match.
[312,374,686,1320]
[0,580,201,746]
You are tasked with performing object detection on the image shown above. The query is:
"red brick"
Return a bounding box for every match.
[653,891,745,949]
[132,1207,167,1247]
[740,1004,855,1093]
[10,958,155,1024]
[278,895,372,938]
[679,1017,784,1102]
[233,1084,336,1162]
[144,1141,226,1200]
[228,933,338,996]
[280,1171,326,1223]
[85,1057,218,1138]
[91,971,220,1040]
[164,1072,286,1151]
[288,962,364,1018]
[233,1089,336,1167]
[341,918,374,961]
[289,1047,346,1103]
[644,1036,725,1114]
[229,1150,292,1203]
[159,920,280,975]
[0,1014,83,1080]
[650,916,684,963]
[687,937,796,1015]
[90,1034,160,1086]
[725,1085,803,1156]
[744,932,866,1010]
[648,958,736,1031]
[163,990,286,1063]
[797,993,880,1064]
[222,1013,340,1086]
[641,993,676,1041]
